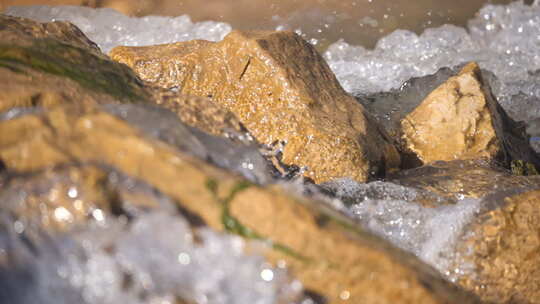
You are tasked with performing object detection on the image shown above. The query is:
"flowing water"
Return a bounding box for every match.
[2,1,540,303]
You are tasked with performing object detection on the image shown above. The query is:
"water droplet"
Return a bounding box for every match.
[261,268,274,281]
[67,187,78,198]
[178,252,191,265]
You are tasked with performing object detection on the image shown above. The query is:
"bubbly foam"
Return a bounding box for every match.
[5,5,231,54]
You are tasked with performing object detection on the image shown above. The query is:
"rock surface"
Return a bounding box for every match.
[453,188,540,303]
[0,102,481,304]
[401,63,501,164]
[110,30,400,183]
[0,15,482,303]
[361,62,540,170]
[389,159,540,202]
[0,14,152,113]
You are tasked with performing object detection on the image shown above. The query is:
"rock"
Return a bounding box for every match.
[110,30,400,183]
[401,62,500,163]
[0,15,152,113]
[357,66,457,142]
[452,188,540,303]
[0,103,480,303]
[0,15,245,141]
[151,87,246,138]
[389,159,540,203]
[400,62,540,169]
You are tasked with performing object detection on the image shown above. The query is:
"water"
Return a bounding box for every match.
[3,2,540,302]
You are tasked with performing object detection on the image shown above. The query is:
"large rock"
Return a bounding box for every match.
[401,63,501,163]
[452,188,540,303]
[361,63,540,170]
[0,102,479,304]
[110,30,400,183]
[0,14,152,112]
[0,15,250,146]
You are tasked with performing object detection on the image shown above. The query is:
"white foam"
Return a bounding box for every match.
[325,178,481,277]
[0,211,302,304]
[5,5,231,54]
[324,1,540,126]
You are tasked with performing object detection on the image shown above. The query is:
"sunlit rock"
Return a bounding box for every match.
[401,63,502,164]
[0,103,480,303]
[110,30,400,183]
[0,15,152,112]
[452,188,540,303]
[360,61,539,169]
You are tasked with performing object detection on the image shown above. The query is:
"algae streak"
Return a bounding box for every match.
[206,179,309,261]
[0,39,150,102]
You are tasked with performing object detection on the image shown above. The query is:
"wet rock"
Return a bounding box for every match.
[0,15,152,113]
[452,188,540,303]
[361,62,540,170]
[0,164,298,304]
[151,88,246,138]
[389,159,540,203]
[0,103,479,304]
[110,30,400,183]
[103,103,275,184]
[0,15,272,182]
[401,62,501,164]
[357,66,456,141]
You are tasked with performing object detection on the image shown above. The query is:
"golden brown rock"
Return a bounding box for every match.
[452,188,540,303]
[0,15,152,113]
[151,88,246,137]
[401,63,501,164]
[110,30,400,183]
[0,15,249,141]
[0,103,479,304]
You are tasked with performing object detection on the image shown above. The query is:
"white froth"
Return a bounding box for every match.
[0,211,302,304]
[324,1,540,126]
[325,178,481,277]
[5,5,231,54]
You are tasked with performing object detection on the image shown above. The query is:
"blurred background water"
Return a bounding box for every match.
[0,0,525,48]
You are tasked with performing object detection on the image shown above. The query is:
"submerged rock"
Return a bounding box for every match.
[389,159,540,202]
[110,30,400,183]
[0,102,480,303]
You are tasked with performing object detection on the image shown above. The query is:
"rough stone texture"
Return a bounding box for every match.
[151,87,246,138]
[110,30,400,183]
[454,188,540,303]
[357,66,456,142]
[389,159,540,203]
[400,62,540,170]
[0,14,249,146]
[0,103,479,304]
[0,14,152,113]
[401,62,500,163]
